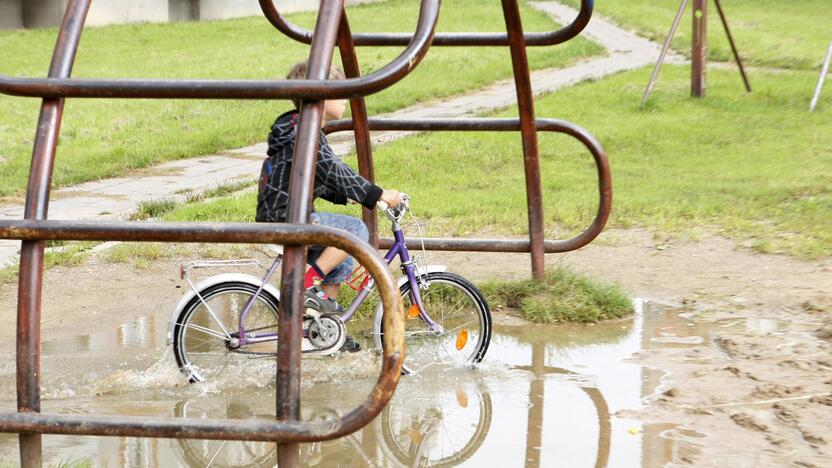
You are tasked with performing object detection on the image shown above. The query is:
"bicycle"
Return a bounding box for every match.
[167,195,492,382]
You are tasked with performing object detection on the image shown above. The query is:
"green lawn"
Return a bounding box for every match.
[0,0,600,197]
[561,0,831,70]
[166,65,831,259]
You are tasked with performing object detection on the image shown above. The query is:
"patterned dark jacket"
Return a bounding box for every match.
[256,110,383,222]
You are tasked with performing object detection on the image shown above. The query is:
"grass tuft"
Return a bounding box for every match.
[129,198,178,221]
[201,180,256,199]
[481,267,633,323]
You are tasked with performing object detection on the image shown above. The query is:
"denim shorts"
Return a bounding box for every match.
[308,212,369,284]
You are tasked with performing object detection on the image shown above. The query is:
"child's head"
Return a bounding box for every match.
[286,61,347,122]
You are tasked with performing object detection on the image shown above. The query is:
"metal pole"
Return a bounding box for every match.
[809,41,832,112]
[691,0,707,97]
[641,0,689,106]
[501,0,545,279]
[276,0,345,466]
[17,1,91,466]
[336,10,378,247]
[713,0,751,92]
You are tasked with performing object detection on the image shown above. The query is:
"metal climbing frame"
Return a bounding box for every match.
[0,0,611,466]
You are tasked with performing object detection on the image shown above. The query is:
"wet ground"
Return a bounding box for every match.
[0,297,727,467]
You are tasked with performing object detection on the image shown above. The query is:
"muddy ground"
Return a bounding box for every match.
[0,228,830,466]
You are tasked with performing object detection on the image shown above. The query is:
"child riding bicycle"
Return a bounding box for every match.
[256,62,403,350]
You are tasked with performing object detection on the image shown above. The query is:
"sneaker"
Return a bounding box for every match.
[341,336,362,353]
[304,286,344,314]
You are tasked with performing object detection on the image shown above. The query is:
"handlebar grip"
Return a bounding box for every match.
[377,200,389,211]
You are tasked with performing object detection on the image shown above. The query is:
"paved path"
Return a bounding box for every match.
[0,1,680,266]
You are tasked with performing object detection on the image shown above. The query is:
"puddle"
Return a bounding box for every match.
[0,299,716,466]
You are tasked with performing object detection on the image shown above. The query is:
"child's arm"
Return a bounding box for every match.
[318,187,348,205]
[315,138,383,208]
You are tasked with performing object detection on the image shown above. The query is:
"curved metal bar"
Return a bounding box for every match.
[0,220,405,443]
[259,0,594,46]
[324,117,612,253]
[16,1,93,465]
[275,1,346,463]
[0,0,440,100]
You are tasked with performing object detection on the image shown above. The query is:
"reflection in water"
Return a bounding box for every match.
[175,401,277,467]
[0,300,711,466]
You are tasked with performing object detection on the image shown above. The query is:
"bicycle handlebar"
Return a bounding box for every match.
[377,193,410,222]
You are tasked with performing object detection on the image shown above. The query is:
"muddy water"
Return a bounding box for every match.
[0,300,715,467]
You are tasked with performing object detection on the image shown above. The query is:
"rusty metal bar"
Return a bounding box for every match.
[16,0,92,465]
[501,0,545,279]
[691,0,707,97]
[324,117,611,254]
[0,0,440,101]
[258,0,594,47]
[336,9,379,248]
[641,0,688,107]
[0,220,404,443]
[0,0,607,461]
[713,0,751,92]
[277,1,346,464]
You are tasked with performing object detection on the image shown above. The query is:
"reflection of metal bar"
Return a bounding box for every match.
[501,0,545,279]
[520,343,611,468]
[641,0,688,106]
[325,118,612,253]
[16,1,92,466]
[258,0,594,47]
[809,42,832,112]
[713,0,751,92]
[0,220,405,443]
[277,1,345,463]
[0,0,440,101]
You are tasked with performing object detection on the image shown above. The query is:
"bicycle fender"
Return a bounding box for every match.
[395,264,447,289]
[167,273,281,345]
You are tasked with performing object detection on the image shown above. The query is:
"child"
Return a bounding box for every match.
[256,62,403,337]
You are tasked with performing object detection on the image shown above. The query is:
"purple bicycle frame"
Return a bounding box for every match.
[235,223,441,346]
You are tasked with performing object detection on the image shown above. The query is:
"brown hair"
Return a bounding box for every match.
[286,61,346,108]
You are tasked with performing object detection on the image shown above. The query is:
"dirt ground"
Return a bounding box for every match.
[437,229,832,467]
[0,229,830,466]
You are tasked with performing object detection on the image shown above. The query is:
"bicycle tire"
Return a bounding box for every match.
[172,282,280,383]
[374,272,492,375]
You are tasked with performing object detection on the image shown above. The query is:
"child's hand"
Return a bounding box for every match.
[380,189,404,208]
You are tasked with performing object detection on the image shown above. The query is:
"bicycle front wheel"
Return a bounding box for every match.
[172,282,280,383]
[374,272,492,374]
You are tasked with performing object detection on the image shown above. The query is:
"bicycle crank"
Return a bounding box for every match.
[303,312,346,356]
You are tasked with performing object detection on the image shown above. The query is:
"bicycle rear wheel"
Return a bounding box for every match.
[172,282,279,383]
[374,272,491,374]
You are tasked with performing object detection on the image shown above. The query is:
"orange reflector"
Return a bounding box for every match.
[409,429,423,444]
[456,386,469,408]
[456,330,469,350]
[407,305,420,319]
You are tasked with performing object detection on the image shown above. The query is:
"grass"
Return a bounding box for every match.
[561,0,832,70]
[0,241,98,283]
[481,267,633,323]
[162,65,831,259]
[103,242,248,268]
[0,0,601,197]
[129,198,179,220]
